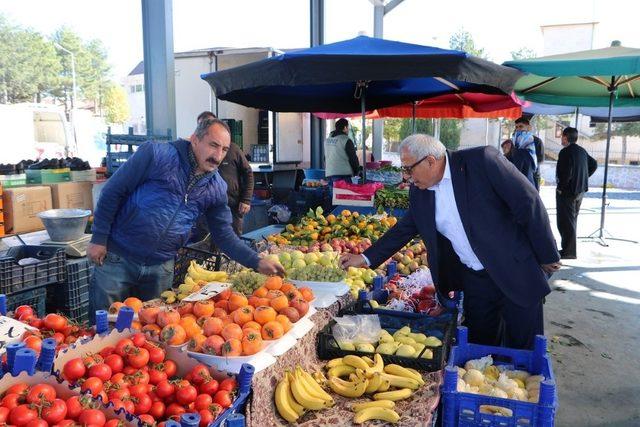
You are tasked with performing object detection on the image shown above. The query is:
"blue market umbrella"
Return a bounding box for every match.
[505,42,640,245]
[202,35,522,179]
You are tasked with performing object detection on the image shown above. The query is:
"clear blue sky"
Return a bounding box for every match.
[2,0,639,80]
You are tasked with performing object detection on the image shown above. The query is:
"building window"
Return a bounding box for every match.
[130,86,136,94]
[136,84,143,93]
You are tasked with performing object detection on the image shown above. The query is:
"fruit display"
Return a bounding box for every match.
[11,306,96,354]
[344,267,377,297]
[372,271,449,317]
[230,270,267,294]
[137,277,315,356]
[374,187,409,210]
[287,264,346,282]
[274,366,334,423]
[302,179,327,188]
[160,262,228,303]
[332,325,442,360]
[0,380,118,426]
[60,332,238,426]
[266,207,397,249]
[386,241,428,276]
[455,355,545,403]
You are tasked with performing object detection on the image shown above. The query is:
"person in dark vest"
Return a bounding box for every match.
[501,139,536,187]
[514,117,544,191]
[324,118,360,185]
[556,127,598,259]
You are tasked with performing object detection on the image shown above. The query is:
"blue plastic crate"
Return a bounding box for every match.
[6,286,47,317]
[303,168,325,179]
[442,327,557,427]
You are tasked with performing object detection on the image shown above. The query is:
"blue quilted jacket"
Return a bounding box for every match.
[91,139,260,268]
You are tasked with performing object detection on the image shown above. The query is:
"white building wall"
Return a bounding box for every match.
[541,23,596,56]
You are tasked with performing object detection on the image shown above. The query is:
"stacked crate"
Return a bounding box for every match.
[46,258,91,324]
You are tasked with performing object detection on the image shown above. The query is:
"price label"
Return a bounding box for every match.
[182,282,230,302]
[0,316,35,354]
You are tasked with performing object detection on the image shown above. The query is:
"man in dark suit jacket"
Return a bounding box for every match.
[556,127,598,259]
[341,134,561,349]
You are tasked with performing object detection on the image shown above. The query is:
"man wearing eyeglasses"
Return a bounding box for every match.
[88,118,284,313]
[341,134,560,349]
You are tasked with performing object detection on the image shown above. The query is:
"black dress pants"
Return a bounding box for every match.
[556,191,583,258]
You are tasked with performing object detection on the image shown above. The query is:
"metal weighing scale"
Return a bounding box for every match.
[41,234,92,257]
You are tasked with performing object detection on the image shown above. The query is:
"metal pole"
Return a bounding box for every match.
[412,101,416,133]
[362,91,367,182]
[310,0,325,169]
[598,78,615,240]
[575,107,579,128]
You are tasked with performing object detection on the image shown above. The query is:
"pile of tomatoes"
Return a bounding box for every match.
[0,382,118,426]
[12,306,95,355]
[61,332,237,426]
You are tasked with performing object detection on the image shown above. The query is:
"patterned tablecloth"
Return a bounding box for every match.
[245,294,443,426]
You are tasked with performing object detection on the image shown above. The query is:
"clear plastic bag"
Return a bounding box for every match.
[267,204,291,223]
[332,315,381,344]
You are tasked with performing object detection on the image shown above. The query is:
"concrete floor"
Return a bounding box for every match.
[540,186,640,427]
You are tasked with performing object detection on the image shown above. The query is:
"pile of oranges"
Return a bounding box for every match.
[115,277,315,357]
[108,297,145,330]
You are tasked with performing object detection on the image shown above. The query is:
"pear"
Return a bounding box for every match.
[376,342,397,355]
[338,341,356,351]
[355,343,375,353]
[424,336,443,347]
[395,336,416,345]
[395,344,415,358]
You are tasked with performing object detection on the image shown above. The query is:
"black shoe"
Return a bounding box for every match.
[560,252,577,259]
[28,159,50,170]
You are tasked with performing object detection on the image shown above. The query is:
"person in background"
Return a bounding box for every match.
[514,117,544,191]
[197,111,254,235]
[87,117,283,310]
[324,118,361,185]
[501,139,536,187]
[556,127,598,259]
[341,134,561,350]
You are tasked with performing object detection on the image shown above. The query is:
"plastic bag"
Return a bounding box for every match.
[332,315,381,344]
[267,204,291,223]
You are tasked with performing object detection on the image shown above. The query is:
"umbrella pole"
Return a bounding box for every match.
[412,101,416,133]
[585,78,638,246]
[575,107,579,128]
[362,90,367,182]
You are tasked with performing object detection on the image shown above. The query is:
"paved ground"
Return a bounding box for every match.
[540,186,640,427]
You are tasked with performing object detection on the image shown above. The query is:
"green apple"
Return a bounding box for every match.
[290,250,304,261]
[278,252,292,264]
[292,259,306,269]
[319,254,333,266]
[304,252,319,264]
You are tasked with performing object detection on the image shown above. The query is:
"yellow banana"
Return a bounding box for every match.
[376,377,391,392]
[365,372,383,394]
[406,367,424,380]
[380,373,421,390]
[361,356,375,367]
[365,353,384,377]
[328,365,356,379]
[326,358,344,368]
[354,407,400,424]
[352,399,395,412]
[328,377,368,398]
[184,275,197,288]
[297,367,334,404]
[284,372,306,417]
[275,376,300,423]
[290,369,331,410]
[384,364,424,386]
[343,355,369,371]
[373,388,413,401]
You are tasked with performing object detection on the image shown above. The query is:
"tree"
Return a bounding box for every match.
[593,122,640,164]
[449,28,487,59]
[510,47,536,60]
[103,84,129,124]
[397,118,460,150]
[383,118,403,143]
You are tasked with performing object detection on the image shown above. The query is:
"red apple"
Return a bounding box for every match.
[289,298,309,317]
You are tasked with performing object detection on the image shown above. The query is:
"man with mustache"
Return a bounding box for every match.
[88,118,283,310]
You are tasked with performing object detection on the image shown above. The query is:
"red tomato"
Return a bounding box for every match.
[42,398,68,424]
[194,394,213,411]
[23,335,42,353]
[155,379,175,398]
[126,370,150,386]
[148,401,166,419]
[213,390,232,408]
[133,393,153,415]
[190,364,211,385]
[147,346,166,364]
[63,357,87,382]
[51,332,65,345]
[1,393,21,410]
[88,363,113,382]
[198,409,215,427]
[6,383,29,396]
[123,366,138,376]
[115,338,134,357]
[110,373,127,387]
[108,387,130,401]
[175,385,198,405]
[110,398,126,412]
[105,420,125,427]
[26,384,56,404]
[0,406,9,423]
[161,360,177,377]
[81,377,104,397]
[9,404,38,425]
[165,403,186,418]
[219,378,237,392]
[78,408,106,426]
[122,399,136,414]
[43,313,68,332]
[25,419,48,427]
[104,354,124,374]
[199,379,219,396]
[99,346,116,358]
[131,332,147,347]
[126,348,150,369]
[148,368,168,385]
[65,396,84,420]
[139,414,155,425]
[14,305,34,319]
[57,421,76,427]
[26,317,43,329]
[83,353,104,368]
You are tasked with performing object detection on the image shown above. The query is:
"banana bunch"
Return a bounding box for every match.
[323,355,426,424]
[274,367,334,423]
[186,260,228,283]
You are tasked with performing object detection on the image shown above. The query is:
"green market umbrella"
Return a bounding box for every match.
[505,42,640,246]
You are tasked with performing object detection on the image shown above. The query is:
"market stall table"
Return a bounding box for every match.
[245,294,443,426]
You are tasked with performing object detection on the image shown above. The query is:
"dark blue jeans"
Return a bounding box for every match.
[90,252,174,313]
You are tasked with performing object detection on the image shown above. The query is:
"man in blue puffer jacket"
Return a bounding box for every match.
[88,118,283,309]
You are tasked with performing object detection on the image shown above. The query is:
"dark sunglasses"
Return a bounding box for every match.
[401,155,429,174]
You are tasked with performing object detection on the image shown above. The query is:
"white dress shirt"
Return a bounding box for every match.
[429,154,484,271]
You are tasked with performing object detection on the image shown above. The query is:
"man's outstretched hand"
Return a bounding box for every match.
[257,257,285,276]
[340,253,367,269]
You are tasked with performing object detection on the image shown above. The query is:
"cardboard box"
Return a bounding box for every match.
[2,186,52,234]
[49,182,94,210]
